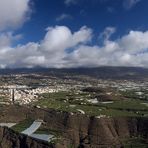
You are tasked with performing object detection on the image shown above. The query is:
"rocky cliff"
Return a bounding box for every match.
[0,105,147,148]
[0,127,53,148]
[42,111,148,147]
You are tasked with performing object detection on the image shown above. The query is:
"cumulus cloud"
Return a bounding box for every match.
[0,32,22,48]
[123,0,141,10]
[0,0,31,31]
[0,26,92,68]
[0,0,147,69]
[56,14,72,21]
[72,29,148,68]
[41,26,92,52]
[0,25,148,68]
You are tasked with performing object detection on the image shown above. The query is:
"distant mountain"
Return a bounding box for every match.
[0,66,148,80]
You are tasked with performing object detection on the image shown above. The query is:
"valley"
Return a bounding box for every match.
[0,67,147,147]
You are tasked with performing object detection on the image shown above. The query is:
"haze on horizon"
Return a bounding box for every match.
[0,0,148,69]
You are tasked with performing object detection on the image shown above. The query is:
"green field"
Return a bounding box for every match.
[33,91,148,117]
[120,89,148,101]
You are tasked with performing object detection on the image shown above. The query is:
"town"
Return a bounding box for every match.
[0,72,148,106]
[0,68,147,147]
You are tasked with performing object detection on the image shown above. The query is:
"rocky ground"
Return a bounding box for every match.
[0,105,147,148]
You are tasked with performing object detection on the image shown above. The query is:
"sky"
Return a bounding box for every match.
[0,0,148,68]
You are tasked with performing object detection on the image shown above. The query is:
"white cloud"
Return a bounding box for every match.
[0,26,92,68]
[0,0,147,69]
[99,27,116,42]
[0,0,31,31]
[118,30,148,55]
[63,27,148,68]
[123,0,141,10]
[56,14,72,21]
[0,32,22,48]
[1,25,148,68]
[41,26,92,52]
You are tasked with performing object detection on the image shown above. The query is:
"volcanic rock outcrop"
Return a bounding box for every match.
[0,105,147,148]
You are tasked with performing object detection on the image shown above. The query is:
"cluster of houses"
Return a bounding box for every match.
[0,85,65,105]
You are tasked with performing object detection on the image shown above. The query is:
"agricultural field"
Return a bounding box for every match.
[33,89,148,117]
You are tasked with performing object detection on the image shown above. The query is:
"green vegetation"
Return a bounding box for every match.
[99,99,148,111]
[35,128,62,144]
[120,89,148,101]
[11,118,34,132]
[35,127,62,137]
[0,96,5,101]
[0,96,9,103]
[39,91,90,105]
[33,91,148,117]
[67,144,75,148]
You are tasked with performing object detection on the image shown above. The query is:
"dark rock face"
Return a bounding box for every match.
[0,127,52,148]
[40,110,148,147]
[0,106,147,148]
[82,87,105,93]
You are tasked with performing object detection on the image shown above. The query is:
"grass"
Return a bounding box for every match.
[34,127,63,145]
[73,104,147,117]
[11,118,34,132]
[120,90,148,101]
[98,99,148,111]
[33,91,148,117]
[34,127,62,137]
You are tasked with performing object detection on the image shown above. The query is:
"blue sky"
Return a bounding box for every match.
[0,0,148,68]
[18,0,148,43]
